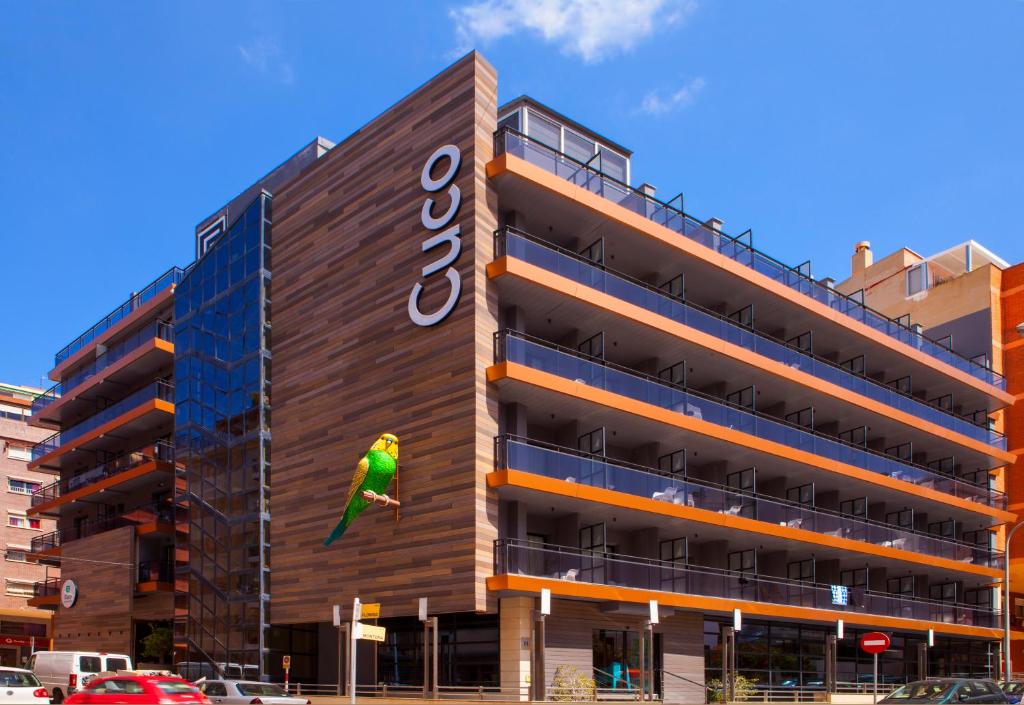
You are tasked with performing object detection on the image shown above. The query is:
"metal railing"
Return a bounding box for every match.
[493,127,1004,390]
[495,226,1004,448]
[31,440,174,506]
[494,539,1000,627]
[32,577,60,598]
[31,380,175,462]
[30,500,176,553]
[34,320,173,416]
[496,435,1004,568]
[494,330,1005,509]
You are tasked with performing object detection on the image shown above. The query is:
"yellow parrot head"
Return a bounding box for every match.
[371,433,400,461]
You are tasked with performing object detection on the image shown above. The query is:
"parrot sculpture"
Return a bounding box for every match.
[323,433,399,547]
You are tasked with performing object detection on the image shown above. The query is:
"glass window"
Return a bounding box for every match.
[105,657,128,671]
[5,550,26,562]
[201,682,227,696]
[0,670,41,687]
[564,129,595,163]
[497,111,520,132]
[79,656,102,672]
[6,446,31,461]
[156,681,199,694]
[598,147,628,182]
[4,580,33,597]
[906,263,929,296]
[238,683,286,696]
[7,479,40,494]
[527,112,560,150]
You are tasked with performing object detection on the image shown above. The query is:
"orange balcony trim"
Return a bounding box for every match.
[136,521,177,537]
[136,581,174,593]
[37,339,174,423]
[27,460,173,517]
[487,361,1016,523]
[487,153,1013,406]
[49,287,174,382]
[28,399,174,471]
[486,574,1002,640]
[26,595,59,608]
[488,256,1015,465]
[489,468,1001,580]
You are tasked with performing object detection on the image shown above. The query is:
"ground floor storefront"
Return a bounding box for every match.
[269,598,999,700]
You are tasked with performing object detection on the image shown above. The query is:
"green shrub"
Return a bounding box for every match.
[706,674,759,702]
[550,665,597,701]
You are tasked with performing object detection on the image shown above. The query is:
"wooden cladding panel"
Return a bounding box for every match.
[270,52,499,624]
[53,525,135,653]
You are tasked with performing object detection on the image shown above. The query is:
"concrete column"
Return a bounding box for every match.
[500,596,533,700]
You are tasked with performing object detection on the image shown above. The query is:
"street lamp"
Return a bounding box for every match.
[1005,522,1024,681]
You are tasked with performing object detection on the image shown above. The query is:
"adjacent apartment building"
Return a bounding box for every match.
[0,382,55,666]
[26,53,1017,696]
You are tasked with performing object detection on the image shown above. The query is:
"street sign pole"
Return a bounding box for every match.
[350,597,361,705]
[873,652,878,704]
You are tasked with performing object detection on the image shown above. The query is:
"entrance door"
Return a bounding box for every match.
[592,629,662,696]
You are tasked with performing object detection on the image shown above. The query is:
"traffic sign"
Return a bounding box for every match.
[354,622,386,642]
[859,632,891,654]
[361,602,381,619]
[282,655,291,669]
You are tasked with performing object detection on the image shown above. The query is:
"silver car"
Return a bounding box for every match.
[197,680,310,704]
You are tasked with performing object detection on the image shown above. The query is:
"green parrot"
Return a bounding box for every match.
[323,433,399,546]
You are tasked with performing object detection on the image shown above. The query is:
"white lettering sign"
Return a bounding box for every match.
[409,144,463,327]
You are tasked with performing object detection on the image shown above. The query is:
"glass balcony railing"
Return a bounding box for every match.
[494,330,1005,510]
[34,320,174,417]
[31,381,175,462]
[494,539,999,628]
[493,127,1004,390]
[30,501,176,553]
[495,227,1004,448]
[138,559,174,584]
[31,441,174,506]
[54,266,184,367]
[496,436,1003,568]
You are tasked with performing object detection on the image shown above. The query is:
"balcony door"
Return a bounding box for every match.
[726,467,756,519]
[579,522,607,584]
[659,537,687,593]
[577,427,606,488]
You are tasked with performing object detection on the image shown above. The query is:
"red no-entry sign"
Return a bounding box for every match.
[860,632,891,654]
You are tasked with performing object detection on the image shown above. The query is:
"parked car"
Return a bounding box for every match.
[1001,682,1024,704]
[177,663,260,682]
[29,651,133,703]
[881,679,1008,704]
[0,667,49,703]
[197,680,311,704]
[64,675,208,704]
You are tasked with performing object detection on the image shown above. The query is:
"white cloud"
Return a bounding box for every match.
[450,0,697,63]
[639,76,705,115]
[238,38,294,85]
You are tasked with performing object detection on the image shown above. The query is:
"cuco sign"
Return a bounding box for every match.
[408,144,463,327]
[859,632,890,654]
[60,579,78,609]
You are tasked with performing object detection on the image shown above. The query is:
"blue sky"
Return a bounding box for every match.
[2,0,1022,387]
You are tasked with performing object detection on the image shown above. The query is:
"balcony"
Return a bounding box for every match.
[27,577,60,609]
[31,380,174,467]
[30,441,174,514]
[137,559,174,587]
[493,539,999,628]
[53,266,184,368]
[495,436,1003,570]
[29,501,177,555]
[493,330,1005,510]
[494,227,1006,450]
[33,320,174,423]
[492,127,1004,391]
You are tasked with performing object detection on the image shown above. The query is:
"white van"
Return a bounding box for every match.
[28,651,133,703]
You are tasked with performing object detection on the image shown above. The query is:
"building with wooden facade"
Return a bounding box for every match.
[25,52,1017,697]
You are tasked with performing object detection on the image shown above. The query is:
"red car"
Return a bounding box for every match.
[64,675,209,704]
